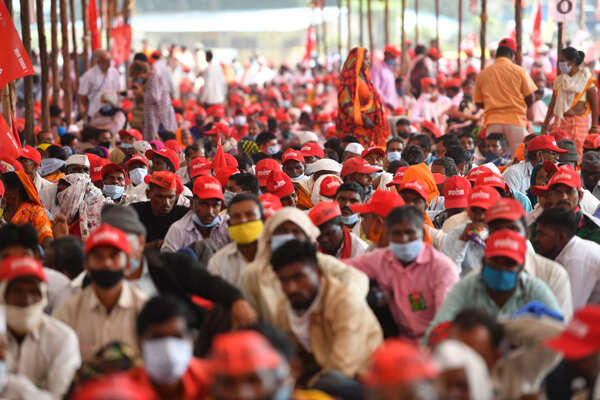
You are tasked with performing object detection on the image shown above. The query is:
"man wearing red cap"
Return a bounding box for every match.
[474,38,538,156]
[54,224,147,361]
[432,176,471,229]
[371,45,401,110]
[0,255,80,398]
[17,145,56,210]
[426,230,561,342]
[346,206,458,340]
[341,158,379,200]
[162,176,231,252]
[265,170,298,208]
[100,163,128,204]
[410,77,451,127]
[348,190,405,248]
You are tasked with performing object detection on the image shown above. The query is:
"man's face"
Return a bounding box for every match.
[18,158,37,178]
[280,192,298,208]
[483,255,522,282]
[185,149,203,164]
[486,139,503,156]
[150,156,172,173]
[460,136,475,151]
[248,121,260,137]
[436,142,447,158]
[317,221,344,255]
[336,190,362,217]
[347,172,372,187]
[581,162,600,192]
[389,220,423,244]
[98,131,111,145]
[0,245,34,261]
[283,160,304,179]
[66,164,90,175]
[468,206,487,224]
[229,199,261,226]
[38,131,53,144]
[364,153,384,168]
[539,149,559,163]
[275,261,320,312]
[448,324,498,370]
[387,141,404,154]
[533,223,562,259]
[86,245,128,274]
[260,138,278,154]
[148,186,177,216]
[408,140,429,158]
[193,197,223,225]
[399,190,427,214]
[543,183,580,211]
[280,120,291,133]
[438,368,470,400]
[396,124,411,135]
[104,171,125,187]
[121,135,135,145]
[431,164,446,176]
[97,54,111,72]
[5,276,42,308]
[341,151,360,162]
[304,155,320,164]
[422,84,434,95]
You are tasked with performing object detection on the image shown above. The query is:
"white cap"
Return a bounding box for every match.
[133,140,151,155]
[297,131,319,146]
[310,158,342,174]
[480,162,501,176]
[344,142,364,155]
[65,154,90,168]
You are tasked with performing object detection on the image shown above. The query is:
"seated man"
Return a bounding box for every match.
[100,163,128,204]
[273,239,382,382]
[308,201,368,259]
[425,230,561,342]
[334,182,366,237]
[346,206,459,340]
[265,170,298,208]
[350,190,406,249]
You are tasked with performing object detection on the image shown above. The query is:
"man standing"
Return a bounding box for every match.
[372,45,401,110]
[78,49,121,119]
[474,38,538,156]
[199,50,226,107]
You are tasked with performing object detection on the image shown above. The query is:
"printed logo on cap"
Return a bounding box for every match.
[9,257,37,271]
[483,176,502,184]
[301,146,311,152]
[285,152,299,159]
[566,319,589,338]
[471,191,490,199]
[447,189,465,197]
[273,180,286,190]
[326,181,339,189]
[91,230,120,244]
[257,170,272,177]
[204,183,221,191]
[493,238,520,250]
[552,173,573,182]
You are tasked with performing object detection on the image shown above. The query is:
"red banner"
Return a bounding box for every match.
[469,0,477,14]
[0,114,22,161]
[110,24,132,65]
[532,0,542,49]
[0,1,34,90]
[89,0,101,50]
[303,25,316,62]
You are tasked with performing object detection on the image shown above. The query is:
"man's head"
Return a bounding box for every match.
[362,146,386,169]
[397,181,428,214]
[532,165,582,211]
[581,151,600,193]
[445,145,472,176]
[408,134,432,160]
[335,181,365,219]
[309,201,344,256]
[147,148,179,173]
[526,135,566,164]
[256,132,279,155]
[265,170,297,208]
[558,139,579,169]
[386,138,405,162]
[534,207,579,260]
[193,176,224,226]
[485,133,508,157]
[401,145,425,166]
[65,154,91,175]
[496,38,517,62]
[386,206,425,264]
[44,236,84,280]
[482,230,526,294]
[341,157,378,190]
[145,171,179,216]
[281,149,305,179]
[485,198,527,237]
[459,134,475,152]
[0,223,38,260]
[467,185,502,224]
[17,146,41,180]
[37,130,54,145]
[271,239,321,312]
[351,190,405,247]
[228,193,264,246]
[84,224,131,291]
[436,135,461,159]
[101,163,127,200]
[93,49,111,72]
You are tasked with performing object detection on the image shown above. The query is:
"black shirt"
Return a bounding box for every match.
[131,201,189,242]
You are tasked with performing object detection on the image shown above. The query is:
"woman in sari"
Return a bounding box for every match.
[56,173,105,240]
[336,47,390,147]
[542,47,598,157]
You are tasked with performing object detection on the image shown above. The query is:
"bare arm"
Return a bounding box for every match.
[79,95,89,112]
[588,86,598,133]
[541,91,557,135]
[525,94,535,122]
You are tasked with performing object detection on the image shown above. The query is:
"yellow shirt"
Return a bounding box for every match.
[474,57,538,127]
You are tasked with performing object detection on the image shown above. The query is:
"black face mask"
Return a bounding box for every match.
[99,141,111,148]
[89,268,124,289]
[99,104,118,117]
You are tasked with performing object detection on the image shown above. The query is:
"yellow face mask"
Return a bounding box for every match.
[228,220,264,245]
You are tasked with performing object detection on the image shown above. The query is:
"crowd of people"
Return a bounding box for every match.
[1,34,600,399]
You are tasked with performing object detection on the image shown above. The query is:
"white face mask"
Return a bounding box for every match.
[271,233,296,251]
[129,167,148,186]
[6,299,46,334]
[234,115,247,126]
[142,337,193,384]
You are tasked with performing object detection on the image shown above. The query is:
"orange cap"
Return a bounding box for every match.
[211,331,283,376]
[308,201,342,227]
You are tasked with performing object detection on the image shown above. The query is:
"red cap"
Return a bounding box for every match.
[70,373,156,400]
[309,201,342,227]
[118,129,142,141]
[214,167,239,187]
[362,339,439,386]
[211,331,283,375]
[316,113,332,123]
[397,180,428,202]
[498,38,517,53]
[144,170,178,191]
[325,125,338,138]
[584,134,600,150]
[259,193,282,219]
[193,176,224,201]
[475,172,506,191]
[468,185,501,210]
[85,224,131,256]
[341,157,379,178]
[386,167,409,187]
[466,165,494,182]
[531,164,582,195]
[432,173,447,185]
[0,180,5,198]
[443,78,461,88]
[350,190,405,217]
[19,145,41,166]
[484,229,526,264]
[422,121,442,138]
[164,139,181,154]
[0,255,46,283]
[256,158,281,186]
[527,135,567,153]
[319,176,341,197]
[545,305,600,359]
[266,170,294,199]
[125,155,149,170]
[207,104,226,118]
[277,113,291,122]
[466,66,478,75]
[361,146,385,159]
[486,198,525,223]
[444,176,471,209]
[189,156,212,179]
[281,149,305,164]
[146,148,180,171]
[301,142,324,159]
[204,122,231,137]
[88,155,110,182]
[100,163,126,180]
[384,44,401,57]
[420,77,436,88]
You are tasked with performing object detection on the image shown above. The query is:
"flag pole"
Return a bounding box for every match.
[367,0,374,61]
[19,0,34,144]
[515,0,522,65]
[480,0,487,70]
[60,0,73,125]
[36,0,51,132]
[458,0,463,76]
[347,0,351,51]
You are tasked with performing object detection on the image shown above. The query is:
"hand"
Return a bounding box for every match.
[230,299,257,329]
[52,216,69,238]
[459,222,487,242]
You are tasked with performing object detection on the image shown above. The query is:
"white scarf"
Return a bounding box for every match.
[553,68,592,122]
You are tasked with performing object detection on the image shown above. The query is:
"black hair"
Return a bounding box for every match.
[462,79,475,88]
[0,223,38,253]
[402,145,425,165]
[341,135,360,145]
[336,181,366,201]
[324,138,343,160]
[47,145,68,160]
[267,117,278,133]
[561,47,585,66]
[205,50,213,62]
[49,104,63,117]
[439,134,461,147]
[496,46,515,58]
[229,173,260,195]
[271,239,318,272]
[248,323,297,362]
[84,147,107,159]
[81,125,104,143]
[60,133,78,147]
[486,133,508,150]
[255,132,276,147]
[251,152,270,164]
[133,52,149,62]
[50,236,84,279]
[388,160,409,175]
[410,134,432,152]
[386,137,404,151]
[582,151,600,165]
[537,207,579,238]
[1,172,28,202]
[228,192,264,219]
[446,145,472,169]
[235,153,254,171]
[432,157,458,177]
[396,118,411,127]
[158,130,176,142]
[385,205,425,230]
[136,295,195,336]
[184,142,202,158]
[452,308,504,349]
[317,215,343,230]
[414,45,427,55]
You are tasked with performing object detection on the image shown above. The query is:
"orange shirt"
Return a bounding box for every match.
[11,202,53,244]
[473,57,538,127]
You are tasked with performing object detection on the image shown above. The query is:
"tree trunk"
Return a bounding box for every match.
[579,0,584,29]
[401,0,407,74]
[321,3,327,59]
[367,0,373,61]
[347,0,351,51]
[20,0,34,145]
[36,0,50,132]
[69,0,81,117]
[1,0,15,130]
[414,0,419,45]
[480,0,487,70]
[60,0,72,125]
[515,0,522,65]
[82,0,90,71]
[384,0,389,46]
[50,0,60,105]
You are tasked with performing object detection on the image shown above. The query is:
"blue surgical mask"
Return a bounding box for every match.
[291,174,306,182]
[234,115,247,126]
[371,170,383,180]
[305,162,317,176]
[57,126,67,136]
[396,89,404,96]
[223,190,237,206]
[389,239,422,263]
[559,61,572,75]
[342,213,360,226]
[481,263,518,291]
[103,184,124,200]
[121,142,133,149]
[192,214,219,228]
[129,257,142,276]
[387,151,402,162]
[385,59,397,67]
[271,233,296,251]
[266,144,281,155]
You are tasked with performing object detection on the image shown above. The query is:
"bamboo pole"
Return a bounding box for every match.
[515,0,522,65]
[51,0,60,105]
[415,0,419,44]
[60,0,73,125]
[20,0,34,145]
[69,0,81,116]
[337,0,342,56]
[36,0,50,132]
[1,0,15,129]
[359,0,364,47]
[347,0,351,51]
[384,0,389,46]
[480,0,486,70]
[458,0,463,75]
[557,22,564,68]
[401,0,406,73]
[82,0,90,71]
[367,0,373,61]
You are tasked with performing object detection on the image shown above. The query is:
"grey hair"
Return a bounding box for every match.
[582,151,600,165]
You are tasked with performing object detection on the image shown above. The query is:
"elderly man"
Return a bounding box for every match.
[17,145,56,210]
[79,49,121,119]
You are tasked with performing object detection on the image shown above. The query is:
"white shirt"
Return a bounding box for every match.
[531,99,548,124]
[582,189,600,215]
[207,242,250,288]
[161,212,230,252]
[441,210,470,233]
[34,174,57,214]
[555,235,600,310]
[6,314,80,398]
[126,182,191,207]
[502,161,534,195]
[410,94,452,125]
[43,267,73,314]
[199,62,226,105]
[78,65,121,117]
[287,284,323,353]
[153,58,175,96]
[338,233,369,258]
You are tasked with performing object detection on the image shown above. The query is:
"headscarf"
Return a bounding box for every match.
[311,174,343,206]
[57,173,105,240]
[336,47,389,147]
[402,163,440,202]
[14,171,42,206]
[432,339,493,400]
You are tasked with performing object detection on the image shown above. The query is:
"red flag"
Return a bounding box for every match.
[211,135,227,171]
[0,114,22,161]
[89,0,101,50]
[0,1,34,89]
[110,24,132,65]
[9,110,22,150]
[303,25,316,62]
[469,0,477,14]
[532,0,542,49]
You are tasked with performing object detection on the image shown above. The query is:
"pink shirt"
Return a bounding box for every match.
[345,244,459,339]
